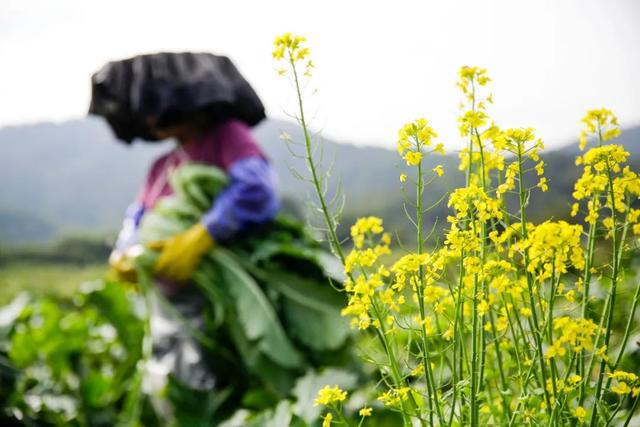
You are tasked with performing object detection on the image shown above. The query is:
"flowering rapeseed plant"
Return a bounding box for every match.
[274,33,640,427]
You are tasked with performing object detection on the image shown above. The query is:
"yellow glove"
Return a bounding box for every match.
[108,250,138,283]
[151,223,215,282]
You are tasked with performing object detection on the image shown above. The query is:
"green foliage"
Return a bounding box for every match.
[1,281,143,426]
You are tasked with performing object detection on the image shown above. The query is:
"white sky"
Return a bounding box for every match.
[1,0,639,149]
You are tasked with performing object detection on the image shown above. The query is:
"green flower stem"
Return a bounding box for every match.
[605,206,632,390]
[610,279,640,376]
[502,295,526,370]
[329,403,354,427]
[288,53,345,265]
[578,209,598,404]
[546,254,560,409]
[622,394,640,427]
[469,218,481,427]
[590,149,624,426]
[415,148,445,426]
[516,139,553,414]
[487,309,513,421]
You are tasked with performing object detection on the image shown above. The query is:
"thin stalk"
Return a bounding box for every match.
[516,139,552,414]
[578,214,598,404]
[415,147,445,426]
[289,55,345,264]
[622,395,640,427]
[590,155,622,427]
[610,280,640,374]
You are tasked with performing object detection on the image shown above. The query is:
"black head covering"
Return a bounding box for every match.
[88,52,266,143]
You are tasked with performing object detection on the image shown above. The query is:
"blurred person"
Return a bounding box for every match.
[89,52,278,399]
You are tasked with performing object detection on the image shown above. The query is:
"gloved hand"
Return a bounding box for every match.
[108,249,139,283]
[150,223,215,282]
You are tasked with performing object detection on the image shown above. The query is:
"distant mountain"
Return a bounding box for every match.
[1,117,639,244]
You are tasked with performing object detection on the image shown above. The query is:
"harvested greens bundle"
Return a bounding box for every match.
[136,164,353,413]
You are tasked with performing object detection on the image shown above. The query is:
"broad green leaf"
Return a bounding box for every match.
[207,250,304,369]
[283,299,350,351]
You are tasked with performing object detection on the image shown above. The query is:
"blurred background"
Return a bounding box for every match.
[1,0,639,302]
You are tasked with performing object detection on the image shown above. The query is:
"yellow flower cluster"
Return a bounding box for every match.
[447,183,503,223]
[548,317,600,358]
[608,371,640,396]
[579,108,620,151]
[572,143,640,231]
[456,66,491,99]
[458,110,488,137]
[350,216,385,249]
[377,386,412,408]
[314,385,348,406]
[391,253,444,289]
[359,407,373,417]
[444,224,481,254]
[545,375,583,397]
[342,217,394,329]
[574,406,587,422]
[520,221,585,281]
[272,33,313,76]
[457,147,505,178]
[397,118,442,168]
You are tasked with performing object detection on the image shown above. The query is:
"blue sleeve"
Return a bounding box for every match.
[202,157,280,241]
[114,203,145,252]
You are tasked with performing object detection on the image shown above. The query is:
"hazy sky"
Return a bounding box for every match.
[1,0,639,149]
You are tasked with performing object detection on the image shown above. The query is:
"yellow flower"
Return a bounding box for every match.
[565,290,575,303]
[579,108,620,150]
[523,221,585,281]
[273,33,313,76]
[596,345,609,361]
[456,66,491,96]
[612,382,632,395]
[608,370,639,383]
[314,385,348,406]
[400,173,407,182]
[377,387,412,408]
[519,307,532,317]
[322,412,333,427]
[574,406,587,422]
[477,298,490,316]
[546,340,566,359]
[537,177,548,192]
[359,407,372,417]
[433,165,444,176]
[570,203,579,217]
[404,151,422,166]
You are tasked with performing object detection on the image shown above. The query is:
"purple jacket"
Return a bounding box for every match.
[114,120,279,251]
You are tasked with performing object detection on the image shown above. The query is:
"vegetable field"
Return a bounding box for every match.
[2,33,640,427]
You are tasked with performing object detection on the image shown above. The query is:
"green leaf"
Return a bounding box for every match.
[236,259,344,315]
[80,372,112,408]
[206,250,304,369]
[170,163,228,210]
[263,400,294,427]
[283,300,350,351]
